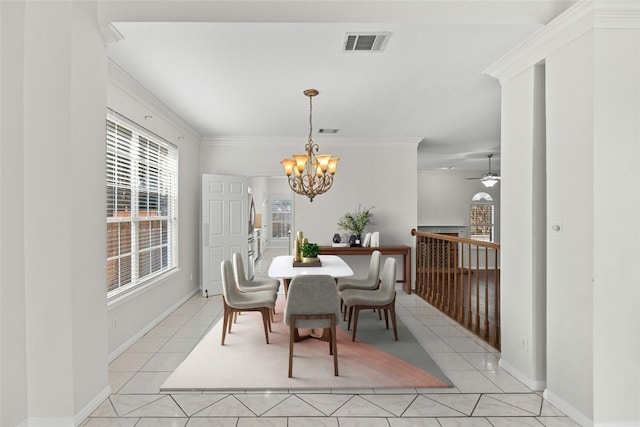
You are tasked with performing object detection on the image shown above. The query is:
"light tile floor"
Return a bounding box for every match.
[83,249,580,427]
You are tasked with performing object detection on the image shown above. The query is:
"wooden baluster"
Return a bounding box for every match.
[453,242,460,322]
[484,247,490,341]
[445,240,450,314]
[411,230,500,351]
[436,238,440,306]
[415,239,421,296]
[466,243,473,330]
[474,245,480,334]
[459,242,466,325]
[493,250,501,350]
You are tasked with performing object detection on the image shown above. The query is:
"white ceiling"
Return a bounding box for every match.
[103,0,576,172]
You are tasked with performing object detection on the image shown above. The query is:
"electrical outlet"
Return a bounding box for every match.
[190,272,193,281]
[521,337,528,352]
[112,319,118,331]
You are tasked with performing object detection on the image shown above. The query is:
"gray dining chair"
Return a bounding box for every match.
[220,260,276,345]
[283,274,341,378]
[341,257,398,342]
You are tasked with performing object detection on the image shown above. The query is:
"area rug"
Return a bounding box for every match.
[161,296,451,391]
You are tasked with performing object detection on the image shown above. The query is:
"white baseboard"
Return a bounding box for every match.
[498,358,546,391]
[108,288,199,362]
[592,422,640,427]
[25,417,75,427]
[542,389,640,427]
[543,389,593,427]
[74,385,112,426]
[16,385,111,427]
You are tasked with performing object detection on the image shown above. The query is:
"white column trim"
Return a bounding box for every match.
[543,388,594,427]
[484,0,640,84]
[498,357,546,392]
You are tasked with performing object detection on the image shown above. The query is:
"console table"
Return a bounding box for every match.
[318,245,412,294]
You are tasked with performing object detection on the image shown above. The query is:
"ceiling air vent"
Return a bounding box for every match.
[343,32,391,52]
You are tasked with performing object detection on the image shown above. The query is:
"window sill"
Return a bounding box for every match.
[107,268,181,310]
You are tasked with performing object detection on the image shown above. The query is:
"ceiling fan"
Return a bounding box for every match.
[467,154,501,188]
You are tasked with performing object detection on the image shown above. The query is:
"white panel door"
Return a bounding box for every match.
[202,174,247,296]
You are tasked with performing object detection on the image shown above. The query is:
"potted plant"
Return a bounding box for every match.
[337,205,374,246]
[300,242,320,263]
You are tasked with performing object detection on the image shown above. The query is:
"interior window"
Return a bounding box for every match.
[106,112,178,297]
[470,192,494,242]
[271,197,291,240]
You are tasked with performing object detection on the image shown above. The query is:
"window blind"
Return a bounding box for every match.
[106,112,178,296]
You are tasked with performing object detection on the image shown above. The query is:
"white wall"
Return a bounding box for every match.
[24,2,109,423]
[1,2,29,425]
[591,25,640,425]
[486,2,640,425]
[0,2,111,425]
[1,4,202,425]
[201,139,418,280]
[201,139,418,246]
[417,170,501,241]
[106,64,202,359]
[499,65,547,392]
[545,31,594,423]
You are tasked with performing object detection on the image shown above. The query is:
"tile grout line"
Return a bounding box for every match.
[91,248,579,426]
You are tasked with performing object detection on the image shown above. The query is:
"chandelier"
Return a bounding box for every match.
[280,89,339,202]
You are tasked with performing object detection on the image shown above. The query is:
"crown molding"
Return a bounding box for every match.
[200,136,421,147]
[593,3,640,29]
[108,60,201,142]
[99,22,124,47]
[484,0,640,84]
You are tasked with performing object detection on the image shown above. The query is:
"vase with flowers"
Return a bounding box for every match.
[337,205,374,247]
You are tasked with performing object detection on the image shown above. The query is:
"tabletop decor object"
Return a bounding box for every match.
[300,242,320,263]
[337,205,374,247]
[293,230,305,262]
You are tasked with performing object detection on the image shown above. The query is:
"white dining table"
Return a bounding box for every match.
[268,255,353,296]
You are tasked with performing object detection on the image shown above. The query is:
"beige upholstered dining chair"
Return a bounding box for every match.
[220,260,276,345]
[283,275,341,378]
[336,250,381,318]
[232,252,280,293]
[232,252,279,320]
[341,257,398,342]
[336,250,381,292]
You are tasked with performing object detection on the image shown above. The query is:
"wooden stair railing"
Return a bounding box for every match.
[411,229,501,350]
